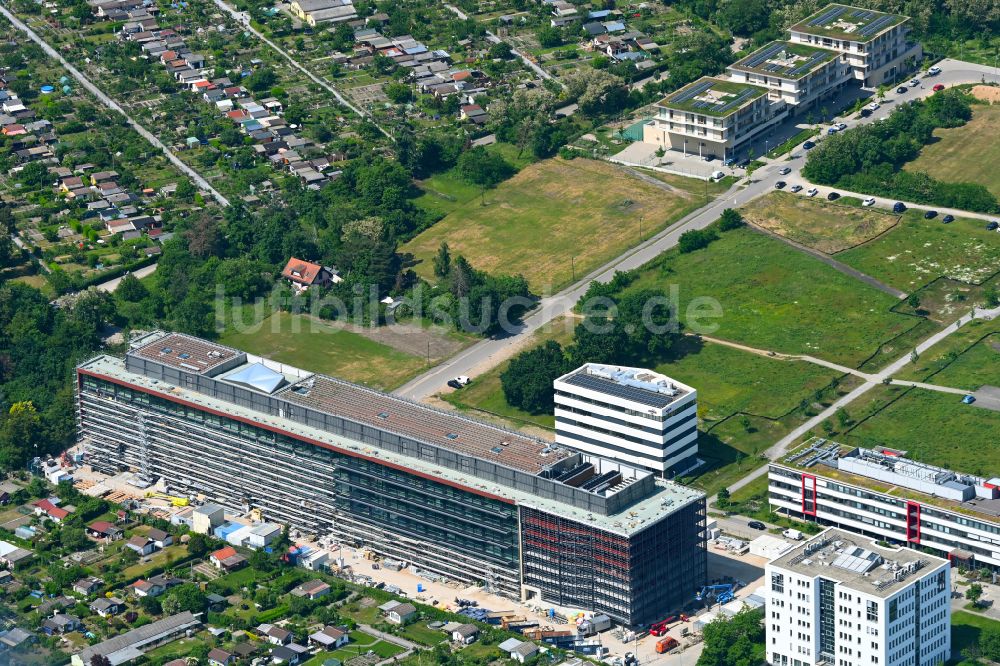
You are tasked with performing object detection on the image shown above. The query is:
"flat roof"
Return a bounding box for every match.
[777,440,1000,525]
[658,76,767,117]
[130,332,241,375]
[730,41,838,79]
[79,355,703,536]
[557,364,692,410]
[770,528,945,598]
[280,374,570,475]
[791,4,906,41]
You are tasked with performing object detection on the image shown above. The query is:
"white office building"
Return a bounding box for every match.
[766,528,951,666]
[769,441,1000,571]
[553,364,697,476]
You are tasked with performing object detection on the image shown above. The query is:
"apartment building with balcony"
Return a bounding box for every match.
[727,40,853,112]
[768,439,1000,572]
[788,3,922,87]
[766,528,950,666]
[75,331,707,627]
[642,76,787,161]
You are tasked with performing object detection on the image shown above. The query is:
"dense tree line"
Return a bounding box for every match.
[698,608,766,666]
[802,90,999,212]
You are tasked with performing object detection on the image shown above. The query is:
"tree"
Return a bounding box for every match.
[457,148,515,192]
[907,293,921,309]
[433,242,451,279]
[139,595,162,615]
[718,208,743,231]
[536,26,562,48]
[0,402,42,472]
[59,527,90,552]
[116,273,149,302]
[698,608,764,666]
[678,228,718,253]
[384,82,413,104]
[91,655,113,666]
[246,67,277,93]
[500,341,568,414]
[488,42,513,59]
[717,487,731,508]
[187,532,209,558]
[966,583,984,607]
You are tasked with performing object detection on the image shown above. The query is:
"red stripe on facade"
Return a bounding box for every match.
[801,473,817,517]
[77,368,516,505]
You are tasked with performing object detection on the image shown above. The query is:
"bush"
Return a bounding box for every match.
[717,208,743,231]
[678,228,718,253]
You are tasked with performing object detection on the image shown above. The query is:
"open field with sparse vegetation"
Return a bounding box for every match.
[741,192,900,254]
[623,228,925,368]
[403,158,714,292]
[905,103,1000,198]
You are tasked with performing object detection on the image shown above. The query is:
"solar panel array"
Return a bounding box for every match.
[742,41,786,68]
[563,372,678,408]
[857,13,896,36]
[807,5,847,26]
[710,87,759,113]
[788,50,832,76]
[668,78,714,105]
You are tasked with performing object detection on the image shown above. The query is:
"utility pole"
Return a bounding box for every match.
[571,256,575,282]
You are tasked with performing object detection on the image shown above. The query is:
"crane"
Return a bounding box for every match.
[696,584,735,605]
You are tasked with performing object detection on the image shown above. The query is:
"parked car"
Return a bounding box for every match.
[933,83,945,92]
[859,108,872,118]
[942,214,954,223]
[867,101,881,111]
[988,221,1000,231]
[807,187,819,197]
[928,65,942,75]
[778,167,791,175]
[775,181,787,189]
[748,520,767,530]
[827,191,840,201]
[710,170,725,180]
[862,197,876,206]
[893,202,907,213]
[827,127,839,135]
[447,376,472,390]
[924,210,938,219]
[790,184,803,193]
[963,395,976,404]
[802,140,816,149]
[896,86,908,94]
[909,78,921,87]
[836,122,847,131]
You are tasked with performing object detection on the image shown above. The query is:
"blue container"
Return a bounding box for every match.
[40,85,55,94]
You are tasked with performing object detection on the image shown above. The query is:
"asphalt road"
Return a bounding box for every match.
[396,58,1000,402]
[0,5,231,207]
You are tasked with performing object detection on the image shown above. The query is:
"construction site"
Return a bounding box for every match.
[73,331,709,628]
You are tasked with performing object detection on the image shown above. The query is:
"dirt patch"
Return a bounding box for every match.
[971,85,1000,104]
[306,316,467,361]
[741,192,899,254]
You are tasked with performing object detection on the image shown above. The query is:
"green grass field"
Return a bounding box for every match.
[624,228,922,367]
[844,387,1000,477]
[220,312,428,391]
[741,191,899,254]
[898,317,1000,383]
[403,158,711,291]
[926,332,1000,392]
[905,103,1000,198]
[952,610,1000,663]
[836,212,1000,291]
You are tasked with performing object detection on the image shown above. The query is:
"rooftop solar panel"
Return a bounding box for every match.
[670,78,714,104]
[716,87,757,112]
[744,41,785,68]
[857,14,895,36]
[789,51,830,76]
[808,5,846,26]
[563,372,678,409]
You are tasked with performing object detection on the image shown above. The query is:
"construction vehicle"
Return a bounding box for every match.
[144,492,189,507]
[359,549,380,562]
[695,584,735,605]
[649,614,688,636]
[655,637,679,654]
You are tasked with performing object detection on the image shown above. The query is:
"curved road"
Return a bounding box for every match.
[209,0,393,140]
[396,58,1000,402]
[0,4,230,207]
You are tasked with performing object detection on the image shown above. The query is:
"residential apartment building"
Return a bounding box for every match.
[727,40,853,112]
[553,364,698,476]
[76,332,707,626]
[769,440,1000,572]
[642,76,787,161]
[766,528,951,666]
[789,3,922,87]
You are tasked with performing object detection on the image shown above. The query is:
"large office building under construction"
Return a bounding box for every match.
[75,332,706,626]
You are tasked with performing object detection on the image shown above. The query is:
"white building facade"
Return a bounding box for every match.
[766,528,951,666]
[553,364,697,475]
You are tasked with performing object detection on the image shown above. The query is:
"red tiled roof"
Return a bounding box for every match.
[211,546,237,561]
[88,520,114,533]
[281,258,324,285]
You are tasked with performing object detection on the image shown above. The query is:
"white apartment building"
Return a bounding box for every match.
[727,40,853,112]
[642,76,787,161]
[766,527,951,666]
[769,441,1000,572]
[553,364,697,476]
[789,3,922,87]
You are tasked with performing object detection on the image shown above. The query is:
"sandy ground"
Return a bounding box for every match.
[972,85,1000,103]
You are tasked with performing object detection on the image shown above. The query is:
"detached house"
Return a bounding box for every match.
[281,257,338,291]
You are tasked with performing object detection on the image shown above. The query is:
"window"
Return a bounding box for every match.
[888,598,898,623]
[772,573,785,593]
[867,601,878,622]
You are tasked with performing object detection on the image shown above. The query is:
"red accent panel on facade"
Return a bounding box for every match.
[77,368,516,505]
[906,501,921,543]
[801,473,817,516]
